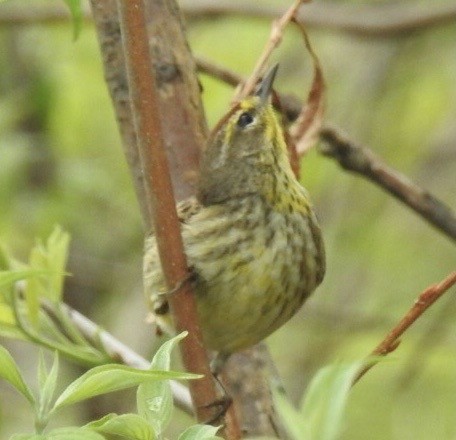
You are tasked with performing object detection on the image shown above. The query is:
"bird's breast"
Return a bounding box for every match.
[182,197,322,352]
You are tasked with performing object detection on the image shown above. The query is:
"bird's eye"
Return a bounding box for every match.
[237,112,254,128]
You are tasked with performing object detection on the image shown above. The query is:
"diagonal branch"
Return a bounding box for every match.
[196,58,456,243]
[115,0,222,427]
[90,1,280,437]
[353,271,456,384]
[320,127,456,242]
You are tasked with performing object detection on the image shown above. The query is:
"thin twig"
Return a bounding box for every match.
[235,0,306,100]
[116,0,222,426]
[196,57,241,88]
[195,57,302,121]
[353,271,456,384]
[61,302,194,413]
[319,126,456,242]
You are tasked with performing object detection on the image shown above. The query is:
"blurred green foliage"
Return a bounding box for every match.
[0,0,455,438]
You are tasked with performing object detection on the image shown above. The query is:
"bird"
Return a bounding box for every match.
[143,65,325,371]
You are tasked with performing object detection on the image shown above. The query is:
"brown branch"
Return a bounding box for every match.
[89,0,151,227]
[353,271,456,384]
[319,127,456,242]
[90,1,280,437]
[115,0,222,427]
[181,0,456,38]
[196,57,240,88]
[224,345,290,439]
[3,1,456,39]
[141,1,204,203]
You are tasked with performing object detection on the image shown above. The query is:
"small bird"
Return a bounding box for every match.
[144,65,325,369]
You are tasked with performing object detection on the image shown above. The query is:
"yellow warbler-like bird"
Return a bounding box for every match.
[144,65,325,367]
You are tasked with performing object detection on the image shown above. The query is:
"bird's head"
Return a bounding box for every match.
[199,65,294,205]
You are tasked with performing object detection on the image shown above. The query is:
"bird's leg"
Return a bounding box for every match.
[152,268,197,324]
[158,266,197,298]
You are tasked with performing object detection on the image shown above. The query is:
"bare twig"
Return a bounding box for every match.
[181,0,456,38]
[353,271,456,384]
[61,302,194,413]
[196,57,241,88]
[196,57,301,122]
[320,127,456,242]
[235,0,305,100]
[116,0,222,426]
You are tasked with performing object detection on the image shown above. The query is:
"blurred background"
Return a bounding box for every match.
[0,0,455,438]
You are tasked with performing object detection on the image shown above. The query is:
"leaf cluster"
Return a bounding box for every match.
[0,228,220,439]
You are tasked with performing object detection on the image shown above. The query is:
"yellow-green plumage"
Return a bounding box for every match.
[144,68,325,358]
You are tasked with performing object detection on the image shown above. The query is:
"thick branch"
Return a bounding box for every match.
[89,0,151,226]
[116,0,219,425]
[90,1,276,436]
[320,127,456,242]
[354,271,456,384]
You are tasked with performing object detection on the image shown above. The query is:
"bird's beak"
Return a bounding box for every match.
[255,64,279,105]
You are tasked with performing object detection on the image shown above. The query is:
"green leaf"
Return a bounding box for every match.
[0,243,11,270]
[45,427,106,440]
[300,361,363,440]
[0,321,27,340]
[62,0,83,40]
[21,227,70,326]
[274,361,363,440]
[54,363,201,410]
[178,424,222,440]
[44,226,70,303]
[137,332,187,435]
[9,435,46,440]
[38,351,59,419]
[27,226,70,304]
[0,345,35,404]
[273,389,310,440]
[85,413,156,440]
[0,269,50,289]
[0,302,27,340]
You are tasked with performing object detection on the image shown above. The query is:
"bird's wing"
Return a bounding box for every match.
[143,197,201,335]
